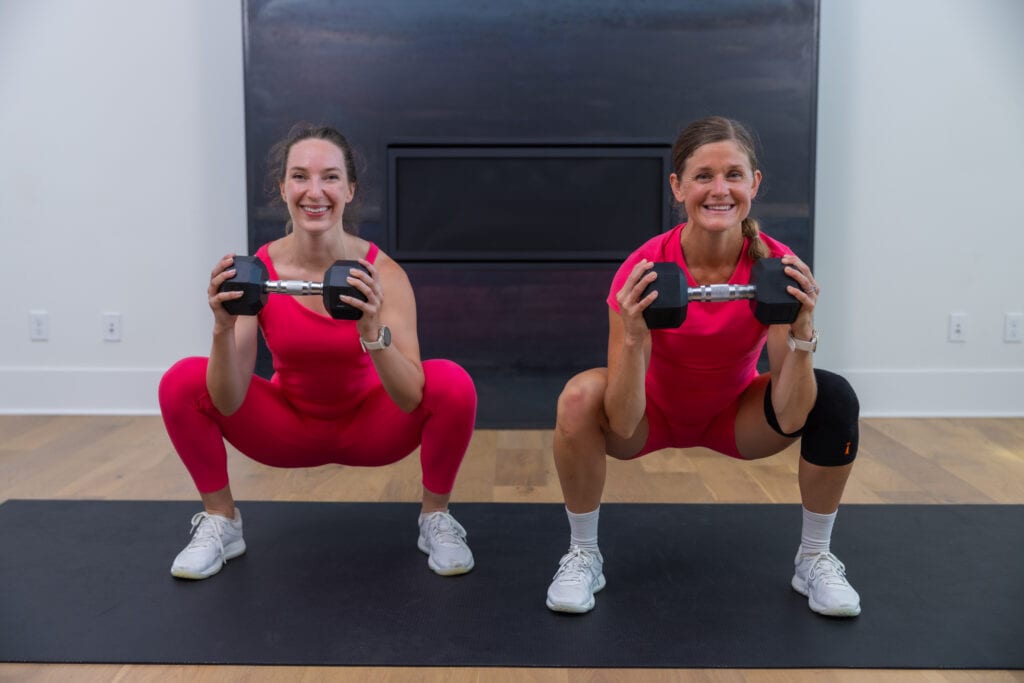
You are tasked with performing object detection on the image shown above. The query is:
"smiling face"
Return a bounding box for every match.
[279,138,356,235]
[669,139,761,234]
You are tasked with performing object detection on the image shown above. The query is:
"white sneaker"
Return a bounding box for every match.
[170,509,246,580]
[546,545,606,613]
[791,550,861,617]
[417,510,474,576]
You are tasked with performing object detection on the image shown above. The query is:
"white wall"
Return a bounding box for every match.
[0,0,247,412]
[0,0,1021,416]
[813,0,1024,415]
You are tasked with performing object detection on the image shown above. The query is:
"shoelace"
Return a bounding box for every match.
[423,512,468,548]
[807,552,850,587]
[552,545,597,585]
[186,512,227,561]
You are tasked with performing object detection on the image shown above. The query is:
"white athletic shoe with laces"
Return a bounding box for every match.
[546,545,606,613]
[170,509,246,580]
[417,510,474,576]
[791,550,861,617]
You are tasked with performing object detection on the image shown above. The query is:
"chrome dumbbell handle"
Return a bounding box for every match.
[264,279,325,296]
[687,283,757,303]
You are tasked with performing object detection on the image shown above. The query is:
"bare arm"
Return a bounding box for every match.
[205,254,259,415]
[604,259,658,438]
[766,254,820,433]
[341,252,424,413]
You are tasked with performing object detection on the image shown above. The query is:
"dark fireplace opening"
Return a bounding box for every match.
[387,145,672,262]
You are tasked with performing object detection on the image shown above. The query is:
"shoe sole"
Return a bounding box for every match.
[418,536,475,576]
[170,541,246,580]
[791,574,861,617]
[546,573,606,614]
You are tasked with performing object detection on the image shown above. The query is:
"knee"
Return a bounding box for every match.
[801,369,860,466]
[158,357,209,414]
[422,359,477,413]
[556,371,607,436]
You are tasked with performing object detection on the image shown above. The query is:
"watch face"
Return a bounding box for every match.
[380,326,392,347]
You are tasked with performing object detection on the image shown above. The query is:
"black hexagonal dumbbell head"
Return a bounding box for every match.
[220,255,269,316]
[323,260,369,320]
[641,262,688,329]
[750,258,801,325]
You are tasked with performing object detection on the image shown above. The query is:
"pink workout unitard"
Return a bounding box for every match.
[159,242,477,494]
[607,223,794,459]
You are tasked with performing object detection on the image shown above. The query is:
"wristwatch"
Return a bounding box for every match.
[787,329,818,353]
[360,325,392,352]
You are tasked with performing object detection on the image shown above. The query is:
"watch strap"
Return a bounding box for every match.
[787,329,818,352]
[360,326,390,352]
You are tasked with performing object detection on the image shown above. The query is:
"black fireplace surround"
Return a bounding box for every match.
[242,0,820,427]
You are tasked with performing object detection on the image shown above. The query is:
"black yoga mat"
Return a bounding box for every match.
[1,500,1021,668]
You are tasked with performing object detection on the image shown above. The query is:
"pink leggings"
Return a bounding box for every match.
[158,357,477,495]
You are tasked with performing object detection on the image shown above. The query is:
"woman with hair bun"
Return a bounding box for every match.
[159,123,477,581]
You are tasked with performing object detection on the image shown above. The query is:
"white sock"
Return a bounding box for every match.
[799,506,836,556]
[418,509,448,526]
[566,506,600,554]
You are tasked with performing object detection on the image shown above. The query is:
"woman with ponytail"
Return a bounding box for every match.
[545,116,862,619]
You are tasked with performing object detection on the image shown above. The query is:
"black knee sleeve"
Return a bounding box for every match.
[763,369,859,466]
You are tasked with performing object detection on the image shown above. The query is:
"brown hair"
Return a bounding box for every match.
[671,116,770,260]
[266,123,361,234]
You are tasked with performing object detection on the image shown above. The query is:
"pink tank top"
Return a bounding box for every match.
[254,242,381,420]
[608,224,794,421]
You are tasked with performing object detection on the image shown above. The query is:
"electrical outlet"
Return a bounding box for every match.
[948,312,967,342]
[103,312,122,342]
[29,310,49,341]
[1006,313,1023,343]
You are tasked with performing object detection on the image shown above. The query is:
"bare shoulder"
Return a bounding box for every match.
[372,247,411,286]
[265,235,289,261]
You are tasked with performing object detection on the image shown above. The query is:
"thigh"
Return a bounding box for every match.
[733,373,799,460]
[605,416,650,460]
[331,384,426,467]
[560,367,650,460]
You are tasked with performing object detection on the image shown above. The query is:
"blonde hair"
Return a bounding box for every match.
[672,116,770,260]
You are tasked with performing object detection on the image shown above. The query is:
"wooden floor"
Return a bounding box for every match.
[1,415,1022,683]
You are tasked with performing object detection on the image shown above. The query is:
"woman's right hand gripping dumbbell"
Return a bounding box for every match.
[208,253,244,331]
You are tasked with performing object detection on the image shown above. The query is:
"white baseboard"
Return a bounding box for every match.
[0,367,1021,417]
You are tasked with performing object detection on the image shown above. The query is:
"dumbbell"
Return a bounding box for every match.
[641,258,801,329]
[218,255,368,320]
